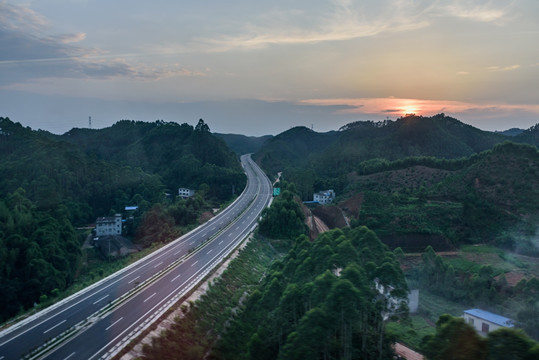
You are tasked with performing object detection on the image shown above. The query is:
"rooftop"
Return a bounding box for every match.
[464,309,514,327]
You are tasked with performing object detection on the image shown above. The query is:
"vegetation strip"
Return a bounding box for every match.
[132,235,278,360]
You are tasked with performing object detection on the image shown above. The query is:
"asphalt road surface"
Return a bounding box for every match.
[0,154,272,360]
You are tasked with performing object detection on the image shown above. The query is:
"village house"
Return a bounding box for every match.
[178,187,196,199]
[313,189,335,204]
[463,309,514,335]
[95,214,122,236]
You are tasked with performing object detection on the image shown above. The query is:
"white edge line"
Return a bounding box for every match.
[92,295,109,305]
[63,352,76,360]
[43,319,66,334]
[105,317,123,331]
[143,293,157,303]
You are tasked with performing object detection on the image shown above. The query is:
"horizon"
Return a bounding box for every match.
[2,112,535,138]
[1,1,538,136]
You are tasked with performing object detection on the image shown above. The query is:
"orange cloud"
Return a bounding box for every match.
[299,97,539,118]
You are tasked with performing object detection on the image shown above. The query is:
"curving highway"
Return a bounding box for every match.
[0,154,272,360]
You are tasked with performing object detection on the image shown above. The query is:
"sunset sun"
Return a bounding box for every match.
[403,107,418,116]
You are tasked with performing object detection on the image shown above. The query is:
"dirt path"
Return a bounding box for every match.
[313,215,330,233]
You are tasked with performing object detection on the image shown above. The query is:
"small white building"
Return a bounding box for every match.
[178,187,196,199]
[374,279,409,320]
[95,214,122,236]
[463,309,514,335]
[314,189,335,204]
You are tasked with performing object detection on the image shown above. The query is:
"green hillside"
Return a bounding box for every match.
[62,119,245,201]
[514,123,539,147]
[255,126,337,177]
[0,118,165,224]
[253,114,536,201]
[215,133,272,155]
[0,116,246,322]
[254,114,511,174]
[334,142,539,253]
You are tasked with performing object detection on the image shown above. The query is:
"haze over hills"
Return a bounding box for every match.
[214,133,273,156]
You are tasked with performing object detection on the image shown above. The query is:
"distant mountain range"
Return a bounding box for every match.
[496,128,525,136]
[214,133,272,155]
[216,114,538,179]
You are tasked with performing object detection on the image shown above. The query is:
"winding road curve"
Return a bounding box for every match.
[0,154,272,360]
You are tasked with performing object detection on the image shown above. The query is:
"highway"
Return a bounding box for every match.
[0,154,273,360]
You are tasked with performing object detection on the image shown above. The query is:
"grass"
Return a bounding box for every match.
[460,244,503,254]
[417,289,468,324]
[444,244,535,276]
[195,236,279,323]
[444,256,488,274]
[386,315,435,350]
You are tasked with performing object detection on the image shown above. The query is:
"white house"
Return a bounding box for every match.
[95,214,122,236]
[374,279,409,320]
[463,309,514,335]
[178,187,196,199]
[314,189,335,204]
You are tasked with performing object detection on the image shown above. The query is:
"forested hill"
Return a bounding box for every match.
[254,114,518,178]
[214,133,272,155]
[0,117,245,224]
[0,116,246,322]
[255,126,337,176]
[346,142,539,251]
[61,119,245,200]
[0,117,159,224]
[513,123,539,146]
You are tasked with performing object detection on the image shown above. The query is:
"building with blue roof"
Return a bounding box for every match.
[313,189,335,204]
[463,309,514,335]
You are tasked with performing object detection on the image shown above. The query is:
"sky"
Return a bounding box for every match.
[1,0,538,136]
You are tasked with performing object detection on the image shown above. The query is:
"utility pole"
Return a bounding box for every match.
[89,116,92,129]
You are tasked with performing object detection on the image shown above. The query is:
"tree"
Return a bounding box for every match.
[281,307,331,360]
[422,314,487,360]
[259,190,307,240]
[195,118,210,133]
[487,328,535,360]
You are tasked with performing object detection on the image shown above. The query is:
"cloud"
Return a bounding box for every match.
[203,1,433,51]
[51,33,87,44]
[0,1,48,32]
[443,1,511,23]
[0,2,203,84]
[201,0,513,52]
[487,64,520,72]
[299,97,539,118]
